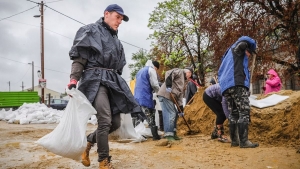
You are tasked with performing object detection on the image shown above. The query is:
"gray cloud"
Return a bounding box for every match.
[0,0,162,93]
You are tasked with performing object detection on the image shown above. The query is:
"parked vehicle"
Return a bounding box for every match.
[49,99,68,110]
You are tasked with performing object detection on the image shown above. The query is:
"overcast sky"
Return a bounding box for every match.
[0,0,163,93]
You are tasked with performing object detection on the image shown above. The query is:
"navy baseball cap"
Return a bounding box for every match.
[104,4,129,22]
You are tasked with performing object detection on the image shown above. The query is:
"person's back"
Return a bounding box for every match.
[264,69,281,94]
[135,66,153,108]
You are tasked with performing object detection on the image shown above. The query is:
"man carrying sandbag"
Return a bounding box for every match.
[67,4,145,169]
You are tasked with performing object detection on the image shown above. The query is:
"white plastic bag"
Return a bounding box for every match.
[110,113,146,143]
[135,122,152,137]
[36,89,96,160]
[134,121,163,138]
[249,94,289,108]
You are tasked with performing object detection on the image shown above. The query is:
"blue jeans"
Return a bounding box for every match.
[158,96,178,137]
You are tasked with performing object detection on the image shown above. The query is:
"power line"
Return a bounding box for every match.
[26,0,39,4]
[45,5,86,25]
[0,56,69,75]
[4,1,147,51]
[10,66,31,85]
[45,0,64,4]
[5,19,73,40]
[120,40,146,51]
[0,5,39,21]
[44,5,148,51]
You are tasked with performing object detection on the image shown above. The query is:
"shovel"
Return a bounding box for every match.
[170,93,198,135]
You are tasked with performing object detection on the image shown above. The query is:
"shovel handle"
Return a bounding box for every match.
[186,94,195,106]
[170,93,182,112]
[170,93,192,132]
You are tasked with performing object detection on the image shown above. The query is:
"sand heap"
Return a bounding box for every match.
[178,88,300,148]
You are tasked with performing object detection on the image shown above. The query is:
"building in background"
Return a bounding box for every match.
[26,86,63,102]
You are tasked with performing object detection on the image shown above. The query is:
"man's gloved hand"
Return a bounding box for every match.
[68,79,77,90]
[166,87,172,93]
[153,99,156,106]
[179,105,184,112]
[131,111,147,122]
[262,86,266,91]
[178,112,184,117]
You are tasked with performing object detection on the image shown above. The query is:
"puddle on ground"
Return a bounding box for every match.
[109,142,137,150]
[5,142,20,148]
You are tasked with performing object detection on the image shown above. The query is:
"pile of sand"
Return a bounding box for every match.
[178,88,300,148]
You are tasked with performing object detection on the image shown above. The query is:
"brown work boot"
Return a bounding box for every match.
[81,142,93,167]
[99,156,114,169]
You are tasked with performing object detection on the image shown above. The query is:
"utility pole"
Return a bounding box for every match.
[28,61,34,91]
[33,1,45,102]
[32,61,34,92]
[41,1,45,103]
[8,81,10,92]
[21,81,25,91]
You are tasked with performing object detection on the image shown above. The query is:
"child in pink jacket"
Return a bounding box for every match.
[263,69,282,94]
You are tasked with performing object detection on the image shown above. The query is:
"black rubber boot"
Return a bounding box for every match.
[132,117,137,128]
[158,110,164,131]
[173,131,182,140]
[238,122,259,148]
[211,127,218,139]
[229,122,239,147]
[151,126,161,141]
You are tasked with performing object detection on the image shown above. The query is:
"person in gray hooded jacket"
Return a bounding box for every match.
[134,60,161,140]
[67,4,145,168]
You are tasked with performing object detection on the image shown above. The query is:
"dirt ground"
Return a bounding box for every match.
[0,89,300,169]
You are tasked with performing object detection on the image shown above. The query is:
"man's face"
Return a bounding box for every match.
[185,71,192,79]
[104,11,123,31]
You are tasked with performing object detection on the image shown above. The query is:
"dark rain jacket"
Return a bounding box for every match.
[185,80,197,104]
[69,17,142,115]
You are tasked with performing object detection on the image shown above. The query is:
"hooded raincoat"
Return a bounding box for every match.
[264,69,282,95]
[69,18,142,115]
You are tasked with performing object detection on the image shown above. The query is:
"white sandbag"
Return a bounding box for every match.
[87,115,97,125]
[155,110,159,129]
[27,114,38,121]
[110,114,146,143]
[7,119,14,124]
[30,120,48,124]
[46,118,57,124]
[0,109,6,120]
[20,118,30,125]
[30,118,38,122]
[36,88,96,160]
[15,113,27,121]
[36,113,45,120]
[5,112,16,121]
[135,122,152,137]
[249,94,289,109]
